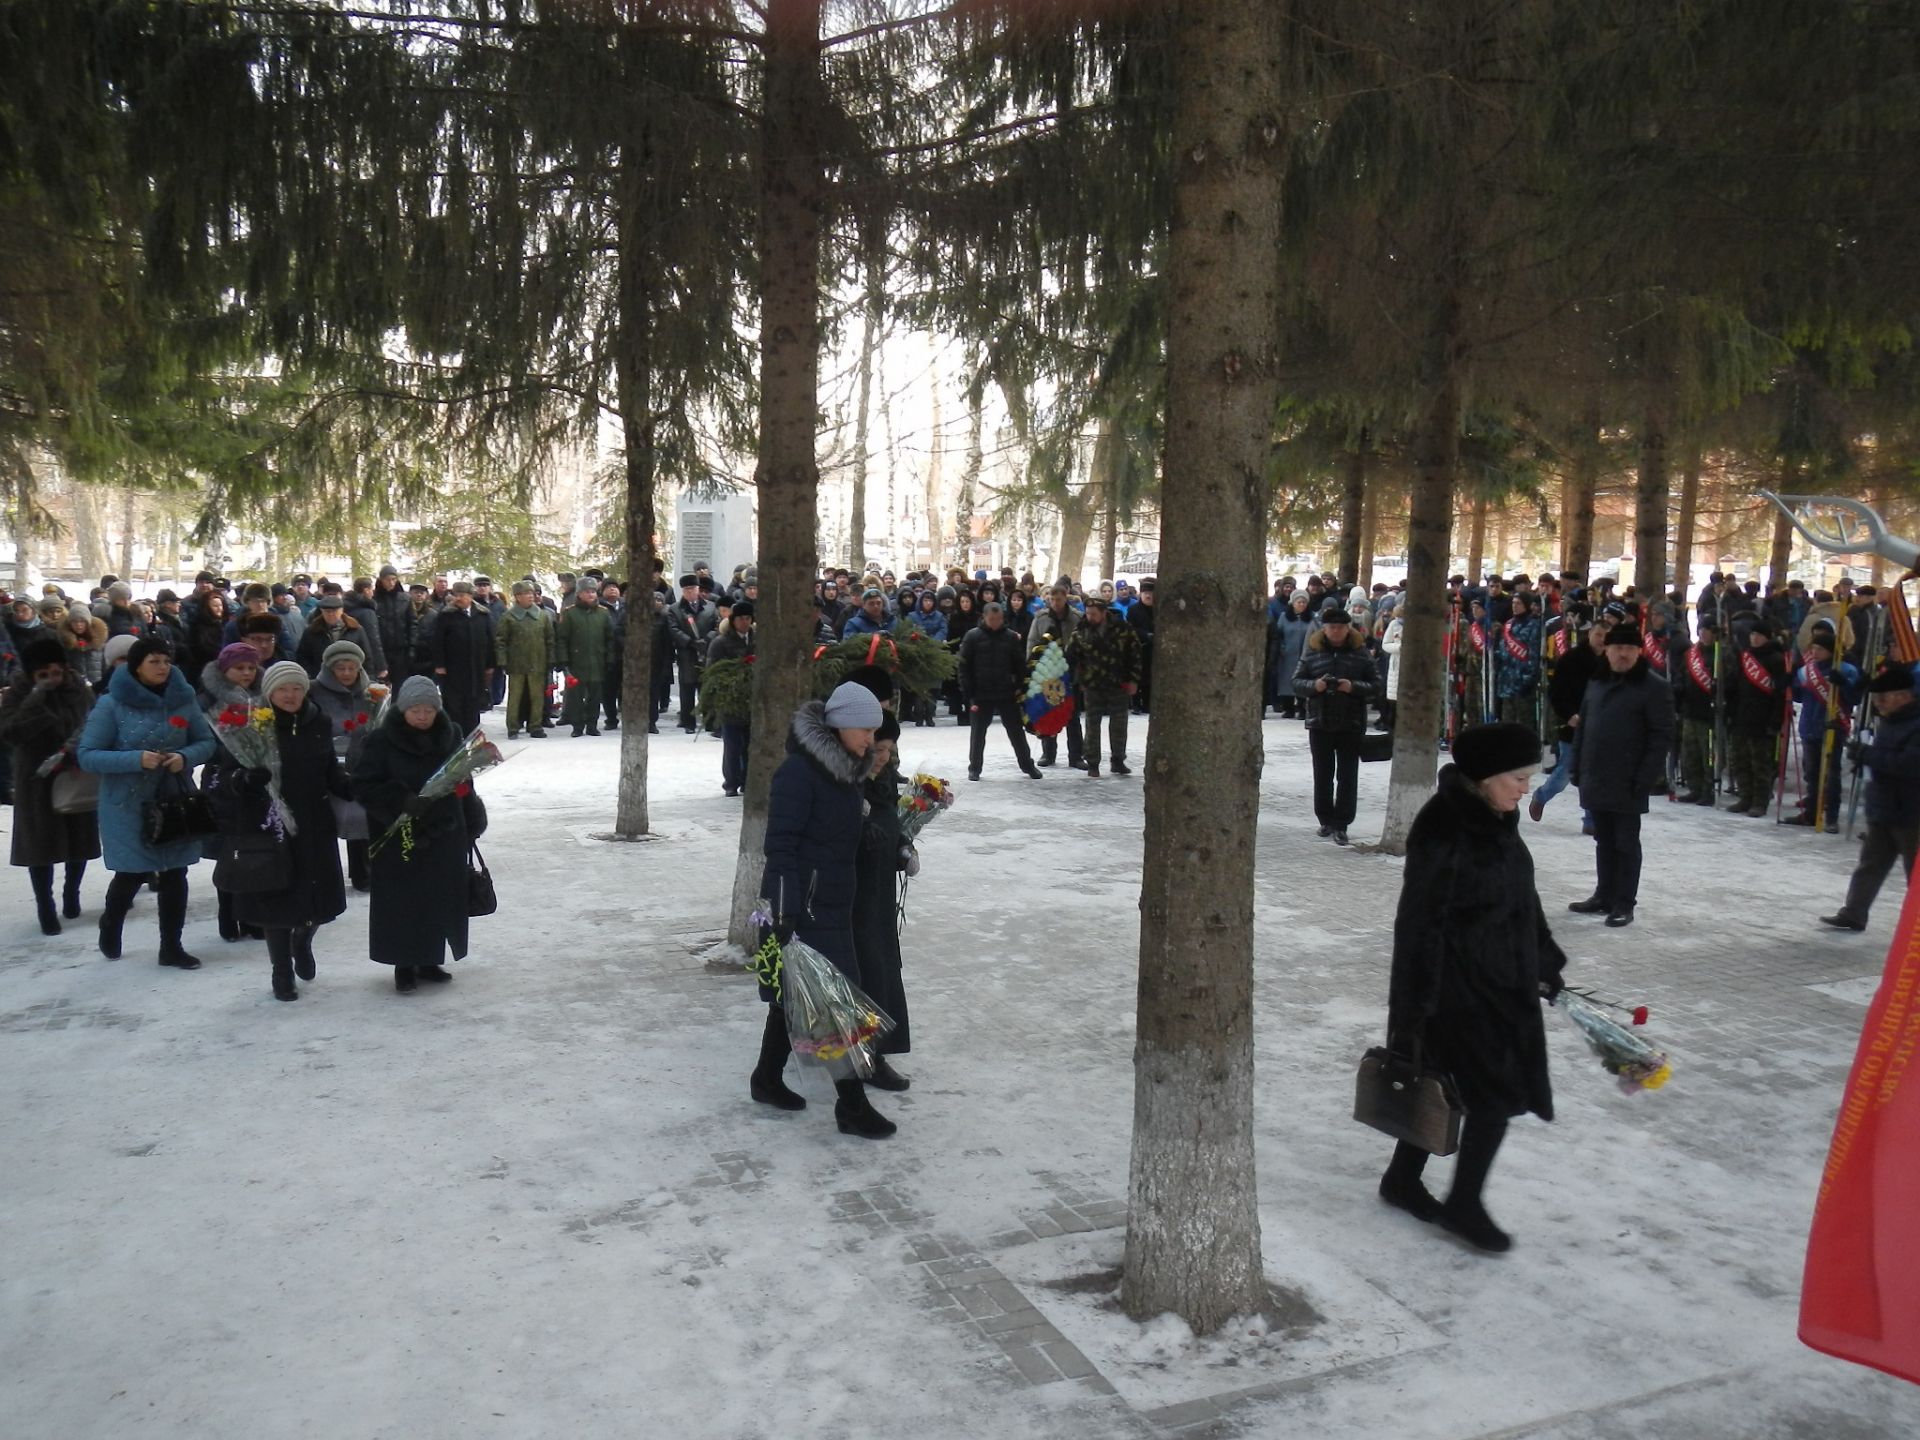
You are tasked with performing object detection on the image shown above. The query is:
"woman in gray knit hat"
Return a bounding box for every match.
[351,675,488,992]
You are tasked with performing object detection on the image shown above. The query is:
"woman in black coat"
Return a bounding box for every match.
[353,674,487,993]
[852,717,913,1083]
[0,639,101,934]
[209,662,349,1001]
[1381,722,1568,1254]
[750,681,894,1139]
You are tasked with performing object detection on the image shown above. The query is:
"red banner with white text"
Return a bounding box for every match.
[1800,877,1920,1385]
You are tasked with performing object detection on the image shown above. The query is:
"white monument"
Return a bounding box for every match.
[673,487,758,579]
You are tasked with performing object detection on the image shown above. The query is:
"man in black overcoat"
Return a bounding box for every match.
[428,580,496,733]
[1568,624,1675,928]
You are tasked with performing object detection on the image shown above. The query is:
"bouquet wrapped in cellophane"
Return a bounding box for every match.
[897,772,955,843]
[368,726,505,859]
[781,937,894,1075]
[213,703,298,836]
[1560,991,1672,1094]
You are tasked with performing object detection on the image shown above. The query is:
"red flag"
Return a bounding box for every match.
[1800,877,1920,1385]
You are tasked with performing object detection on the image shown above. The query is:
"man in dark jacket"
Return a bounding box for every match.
[1529,610,1599,825]
[958,603,1041,781]
[669,575,713,732]
[428,580,495,733]
[1673,618,1720,804]
[707,600,755,795]
[372,566,415,684]
[1568,625,1676,927]
[1027,585,1085,769]
[1128,578,1156,713]
[1062,596,1141,777]
[1292,609,1376,844]
[1823,663,1920,929]
[1721,617,1788,815]
[554,577,612,736]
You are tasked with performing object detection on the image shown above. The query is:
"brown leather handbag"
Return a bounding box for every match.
[1354,1040,1463,1156]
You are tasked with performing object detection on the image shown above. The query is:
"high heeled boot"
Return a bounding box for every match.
[30,865,60,935]
[62,861,85,919]
[832,1078,896,1139]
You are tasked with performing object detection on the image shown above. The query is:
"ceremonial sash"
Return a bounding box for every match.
[1740,649,1778,696]
[1685,645,1714,695]
[1502,626,1530,662]
[1644,631,1668,674]
[1470,622,1486,654]
[1803,663,1853,735]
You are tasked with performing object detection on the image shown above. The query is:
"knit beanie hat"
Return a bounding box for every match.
[124,636,170,670]
[22,638,67,672]
[396,674,443,713]
[1452,722,1543,781]
[260,661,310,698]
[823,681,884,729]
[108,581,133,603]
[103,634,140,667]
[321,640,366,670]
[217,642,259,673]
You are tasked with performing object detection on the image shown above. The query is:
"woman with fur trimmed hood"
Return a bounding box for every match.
[59,607,109,691]
[749,681,898,1140]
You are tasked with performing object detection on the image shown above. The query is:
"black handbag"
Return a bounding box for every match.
[1354,1042,1463,1156]
[1358,731,1395,763]
[143,770,218,846]
[465,842,497,917]
[212,829,292,894]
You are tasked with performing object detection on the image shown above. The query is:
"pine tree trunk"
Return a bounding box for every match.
[849,253,881,572]
[10,465,36,594]
[1635,331,1672,599]
[1564,419,1598,579]
[1055,466,1097,586]
[954,392,983,568]
[118,489,136,577]
[1099,418,1121,583]
[1467,494,1487,581]
[1768,459,1797,593]
[729,0,823,947]
[1120,0,1279,1335]
[1673,438,1701,592]
[613,135,658,839]
[1358,463,1379,588]
[71,484,110,580]
[1337,439,1365,582]
[1380,286,1464,855]
[924,346,944,573]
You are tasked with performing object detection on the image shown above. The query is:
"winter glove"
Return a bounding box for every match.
[1847,739,1868,768]
[1539,974,1564,1004]
[243,766,273,791]
[403,793,432,818]
[901,846,921,878]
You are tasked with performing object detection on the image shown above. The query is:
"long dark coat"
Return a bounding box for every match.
[424,604,496,732]
[209,699,349,929]
[759,700,867,998]
[353,710,487,967]
[1570,657,1676,815]
[1388,765,1568,1121]
[0,671,101,867]
[853,765,911,1053]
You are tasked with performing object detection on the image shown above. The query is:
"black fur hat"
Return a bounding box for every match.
[1452,722,1542,781]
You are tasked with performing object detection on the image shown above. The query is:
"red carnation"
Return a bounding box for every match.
[743,654,757,664]
[1632,1006,1649,1026]
[565,676,579,689]
[454,780,472,797]
[355,712,369,725]
[168,716,188,729]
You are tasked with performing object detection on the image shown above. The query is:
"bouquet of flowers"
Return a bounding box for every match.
[748,903,895,1074]
[897,772,955,843]
[213,703,298,836]
[1560,990,1672,1093]
[368,725,506,860]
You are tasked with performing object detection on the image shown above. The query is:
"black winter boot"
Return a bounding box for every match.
[293,925,317,982]
[865,1054,910,1092]
[98,872,141,960]
[62,862,85,919]
[750,1006,805,1110]
[833,1078,896,1139]
[155,869,201,970]
[217,888,242,942]
[394,966,419,993]
[30,865,60,935]
[267,929,298,1001]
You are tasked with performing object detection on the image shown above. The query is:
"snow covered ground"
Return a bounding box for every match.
[5,713,1918,1439]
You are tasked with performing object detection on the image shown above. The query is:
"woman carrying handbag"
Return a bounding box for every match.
[209,663,350,1002]
[0,638,101,934]
[1378,721,1567,1254]
[77,639,217,967]
[352,675,487,994]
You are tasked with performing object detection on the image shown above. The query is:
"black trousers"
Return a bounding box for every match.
[968,701,1035,775]
[721,722,751,793]
[603,664,622,724]
[676,654,700,729]
[564,679,603,732]
[1308,727,1361,827]
[1590,809,1643,909]
[1840,822,1920,923]
[1385,1112,1509,1207]
[651,662,673,721]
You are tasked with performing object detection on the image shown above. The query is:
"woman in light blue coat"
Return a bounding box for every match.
[78,639,218,968]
